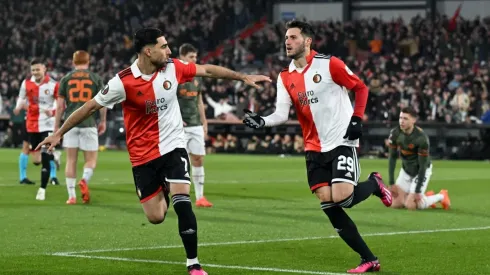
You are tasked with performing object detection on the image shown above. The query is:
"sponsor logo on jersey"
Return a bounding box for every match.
[163,80,172,90]
[145,97,168,114]
[297,90,319,106]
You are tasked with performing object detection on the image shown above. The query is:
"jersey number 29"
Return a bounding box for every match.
[337,155,354,172]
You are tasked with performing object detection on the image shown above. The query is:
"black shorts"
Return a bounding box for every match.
[305,146,360,192]
[28,131,51,152]
[132,148,191,203]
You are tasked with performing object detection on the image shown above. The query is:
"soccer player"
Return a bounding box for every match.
[177,43,211,207]
[388,107,451,210]
[242,20,392,273]
[13,59,60,200]
[36,27,270,275]
[55,50,107,204]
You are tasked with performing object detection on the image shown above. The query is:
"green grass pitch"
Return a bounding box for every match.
[0,148,489,274]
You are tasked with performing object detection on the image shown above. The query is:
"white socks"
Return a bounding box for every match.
[418,194,444,209]
[82,168,93,183]
[192,166,205,200]
[66,178,76,198]
[187,257,199,267]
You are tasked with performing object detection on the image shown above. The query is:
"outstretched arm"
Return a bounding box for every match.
[262,74,291,127]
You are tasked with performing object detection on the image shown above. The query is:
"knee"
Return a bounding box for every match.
[191,157,203,167]
[332,191,352,205]
[147,212,167,224]
[404,200,417,210]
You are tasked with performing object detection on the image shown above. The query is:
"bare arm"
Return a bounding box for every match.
[55,97,66,130]
[198,94,207,125]
[195,64,246,80]
[99,107,107,123]
[56,99,104,137]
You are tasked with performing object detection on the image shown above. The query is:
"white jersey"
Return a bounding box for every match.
[264,50,365,152]
[16,75,58,133]
[94,59,196,166]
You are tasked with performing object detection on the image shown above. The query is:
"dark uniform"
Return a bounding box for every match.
[58,69,104,127]
[388,126,431,194]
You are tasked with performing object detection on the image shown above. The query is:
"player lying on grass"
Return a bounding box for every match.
[388,107,451,210]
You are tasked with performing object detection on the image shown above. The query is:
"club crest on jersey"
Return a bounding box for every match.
[44,89,50,95]
[313,74,322,83]
[163,80,172,90]
[408,143,414,149]
[101,85,109,95]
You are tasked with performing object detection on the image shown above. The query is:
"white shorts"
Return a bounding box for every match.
[63,127,99,151]
[395,164,433,194]
[184,126,206,156]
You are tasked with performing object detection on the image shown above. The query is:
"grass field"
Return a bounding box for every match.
[1,148,490,275]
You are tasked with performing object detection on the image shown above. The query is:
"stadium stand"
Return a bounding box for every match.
[0,1,489,158]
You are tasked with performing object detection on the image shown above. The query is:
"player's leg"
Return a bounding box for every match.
[328,147,383,273]
[62,128,81,204]
[78,127,100,204]
[186,126,211,207]
[331,147,391,208]
[390,168,411,209]
[412,165,450,210]
[19,131,34,184]
[166,148,207,275]
[35,132,55,200]
[305,151,378,272]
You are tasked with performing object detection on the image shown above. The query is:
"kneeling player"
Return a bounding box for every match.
[388,107,451,210]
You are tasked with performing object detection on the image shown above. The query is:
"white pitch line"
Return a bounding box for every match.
[52,254,348,275]
[53,226,490,255]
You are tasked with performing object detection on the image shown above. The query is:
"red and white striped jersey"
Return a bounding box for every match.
[17,75,58,133]
[94,59,196,167]
[277,50,366,152]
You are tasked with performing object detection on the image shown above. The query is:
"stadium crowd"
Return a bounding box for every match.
[1,1,490,156]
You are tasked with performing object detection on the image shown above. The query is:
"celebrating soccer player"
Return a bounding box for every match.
[243,20,392,273]
[36,27,271,275]
[388,107,451,210]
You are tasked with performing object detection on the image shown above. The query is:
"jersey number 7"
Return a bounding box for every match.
[68,79,93,102]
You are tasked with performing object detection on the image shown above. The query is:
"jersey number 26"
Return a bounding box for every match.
[68,79,93,102]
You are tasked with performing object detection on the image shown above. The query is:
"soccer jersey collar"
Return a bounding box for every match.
[130,59,142,78]
[288,50,317,73]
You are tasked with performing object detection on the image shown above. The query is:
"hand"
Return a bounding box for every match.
[13,108,21,115]
[98,121,107,136]
[388,185,398,198]
[44,110,54,117]
[242,75,272,89]
[414,193,423,202]
[343,116,362,140]
[183,121,187,127]
[35,133,61,152]
[243,109,265,129]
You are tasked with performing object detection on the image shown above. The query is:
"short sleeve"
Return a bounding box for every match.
[53,82,59,98]
[94,75,126,109]
[329,56,360,90]
[58,78,67,98]
[276,73,292,106]
[172,58,197,84]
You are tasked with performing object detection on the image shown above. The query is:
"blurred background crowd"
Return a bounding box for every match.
[1,0,490,158]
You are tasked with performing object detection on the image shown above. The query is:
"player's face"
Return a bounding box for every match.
[285,28,311,59]
[30,64,46,81]
[149,36,172,68]
[181,52,198,63]
[399,112,415,130]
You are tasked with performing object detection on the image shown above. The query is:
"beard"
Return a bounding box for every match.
[288,41,306,60]
[151,57,168,69]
